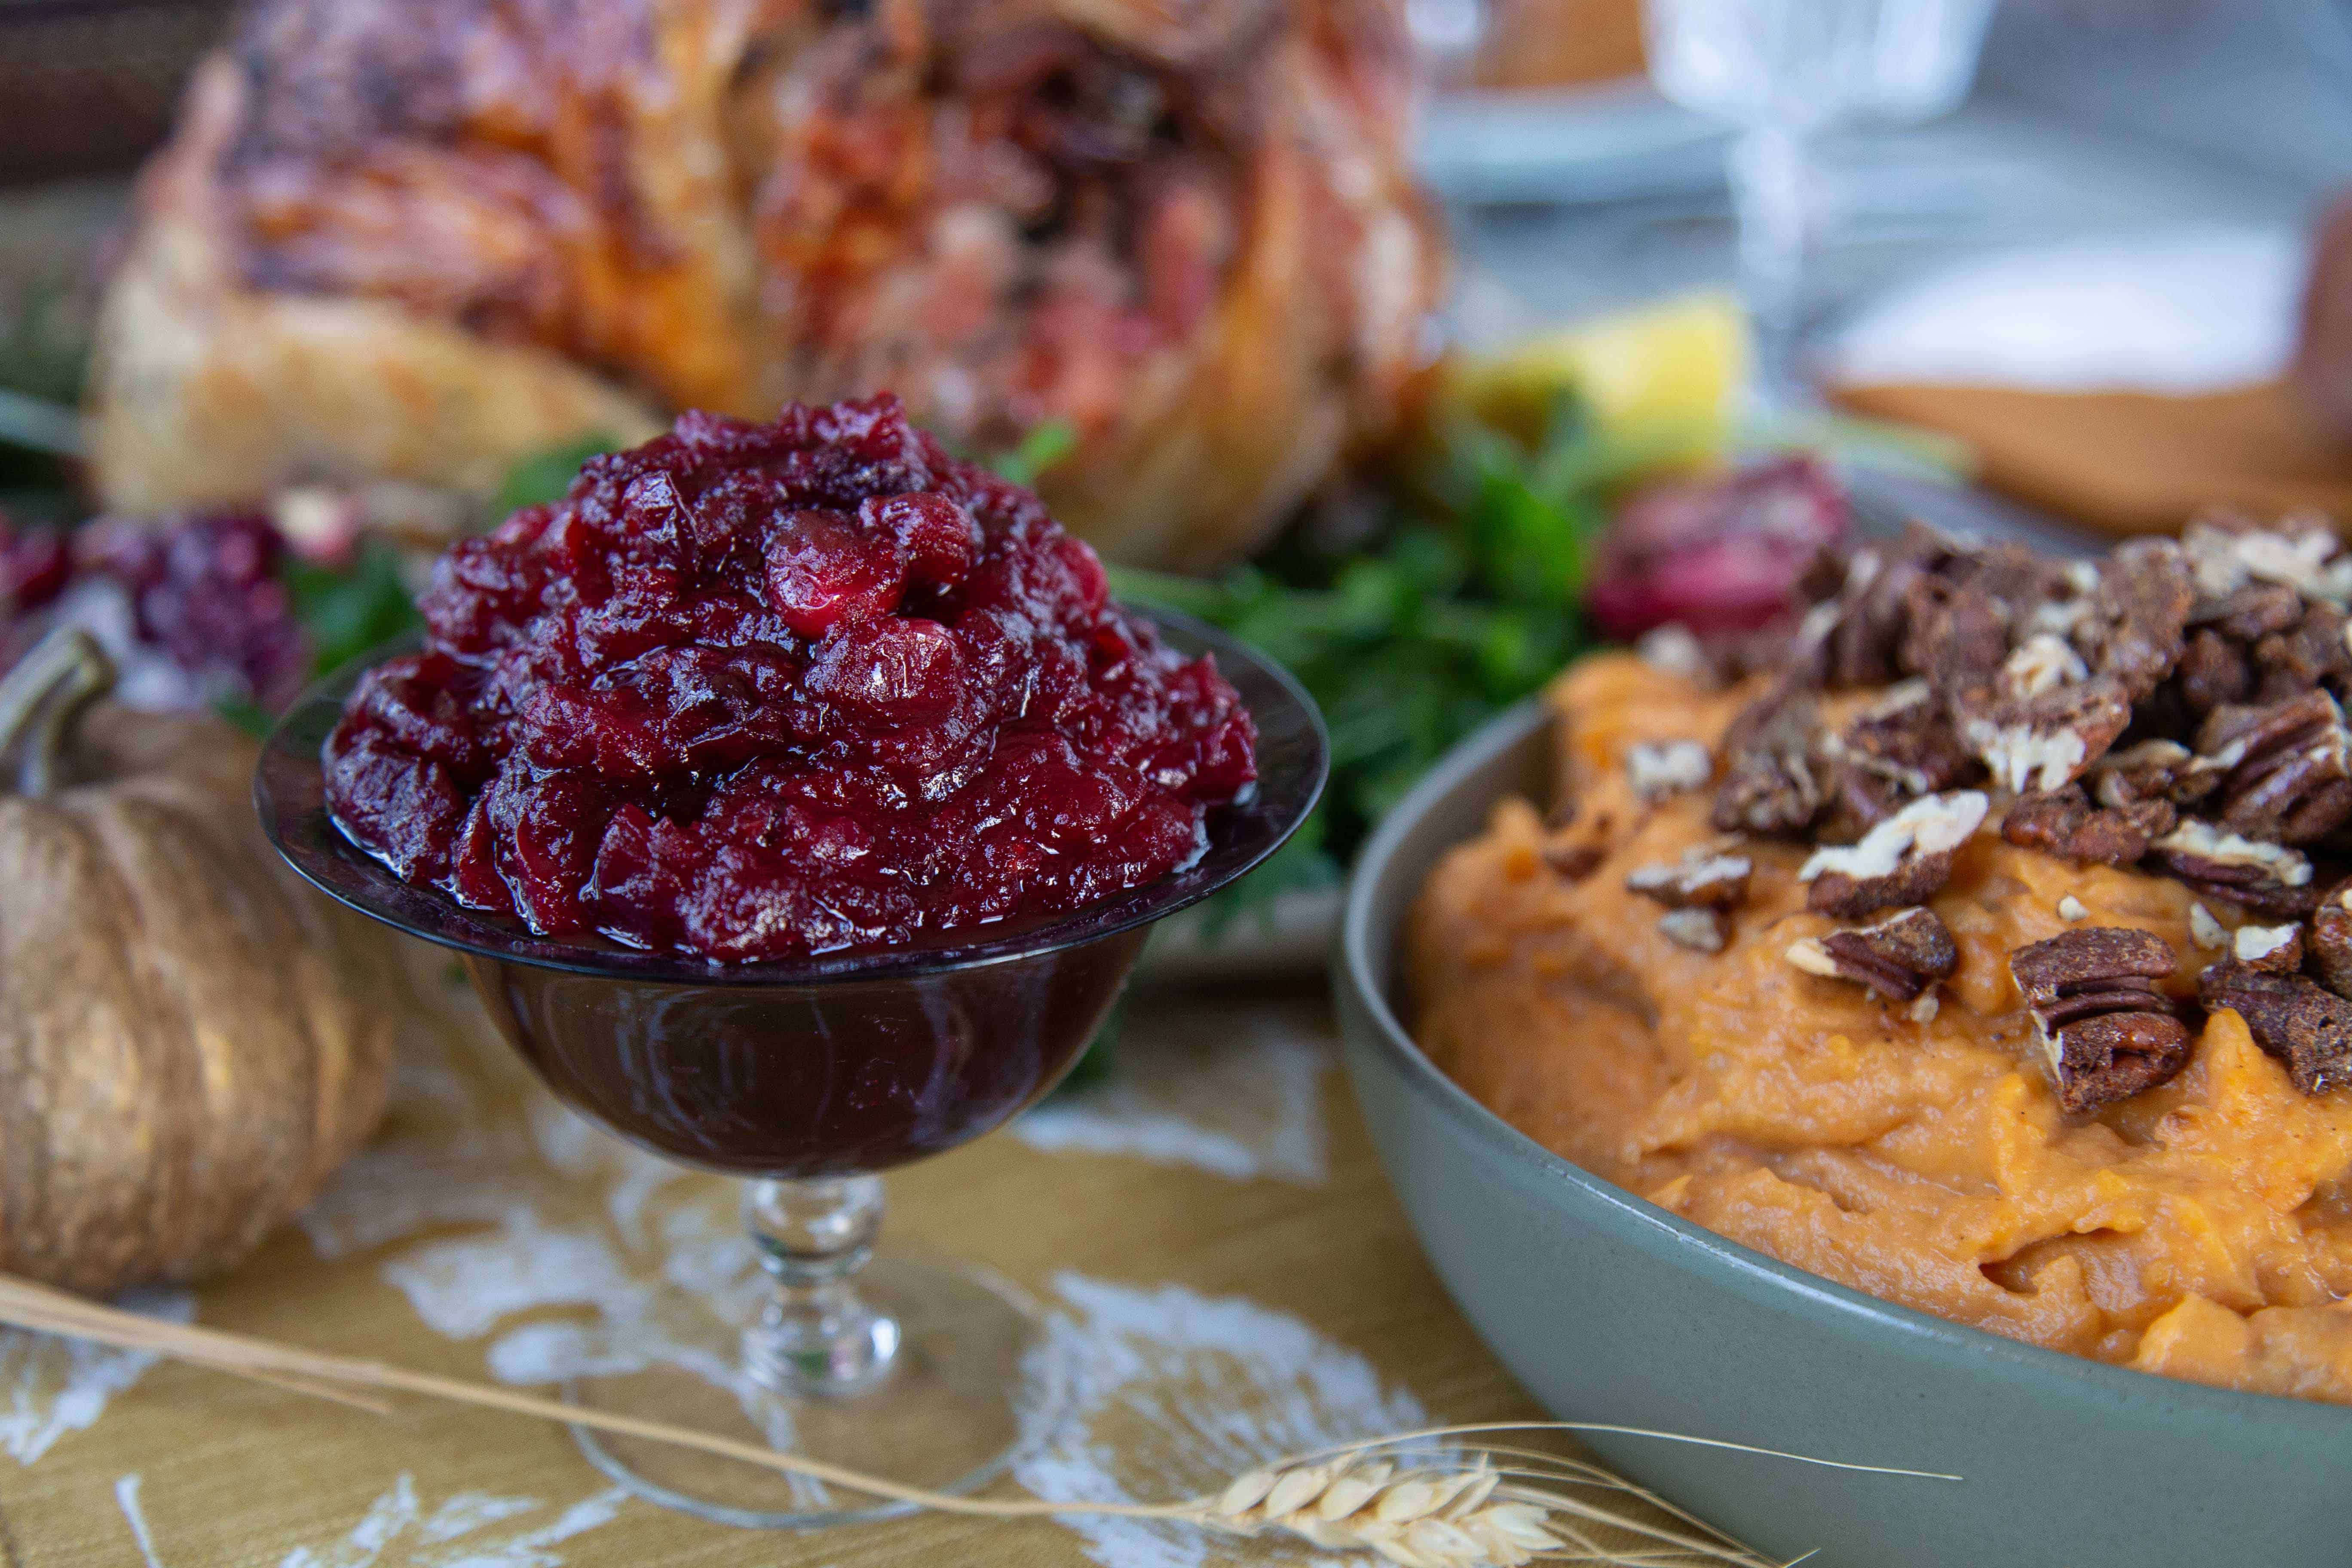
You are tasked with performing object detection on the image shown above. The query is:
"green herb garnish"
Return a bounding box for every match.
[285,540,423,676]
[988,420,1077,487]
[1111,396,1674,926]
[493,433,624,515]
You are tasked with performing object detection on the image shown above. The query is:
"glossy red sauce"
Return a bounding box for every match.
[323,396,1256,961]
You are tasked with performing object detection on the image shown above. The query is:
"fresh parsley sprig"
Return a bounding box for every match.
[1112,395,1683,927]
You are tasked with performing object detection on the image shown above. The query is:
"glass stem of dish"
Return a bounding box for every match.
[1727,118,1822,406]
[741,1174,900,1397]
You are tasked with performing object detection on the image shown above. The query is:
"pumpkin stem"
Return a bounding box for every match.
[0,626,117,798]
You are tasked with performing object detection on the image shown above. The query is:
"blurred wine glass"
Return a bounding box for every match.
[1643,0,2000,401]
[1407,0,1493,87]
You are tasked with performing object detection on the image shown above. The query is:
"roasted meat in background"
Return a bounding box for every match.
[85,0,1443,569]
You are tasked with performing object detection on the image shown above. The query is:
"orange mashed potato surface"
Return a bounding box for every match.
[1408,652,2352,1403]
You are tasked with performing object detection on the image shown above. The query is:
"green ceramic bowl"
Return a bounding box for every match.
[1335,701,2348,1568]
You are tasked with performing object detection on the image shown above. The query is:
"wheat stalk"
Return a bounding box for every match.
[0,1273,1951,1565]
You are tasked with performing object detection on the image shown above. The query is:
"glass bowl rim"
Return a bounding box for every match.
[254,603,1327,989]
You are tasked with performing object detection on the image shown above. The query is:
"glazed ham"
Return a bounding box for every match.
[87,0,1442,568]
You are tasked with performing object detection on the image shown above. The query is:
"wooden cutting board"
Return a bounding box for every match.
[1835,378,2352,537]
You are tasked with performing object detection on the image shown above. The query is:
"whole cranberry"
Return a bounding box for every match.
[766,510,906,637]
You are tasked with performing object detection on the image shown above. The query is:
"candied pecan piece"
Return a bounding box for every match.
[1834,681,1976,790]
[1625,738,1713,801]
[1998,634,2087,700]
[2254,603,2352,702]
[1657,907,1732,953]
[2174,628,2254,718]
[1785,906,1958,1003]
[1542,806,1615,882]
[1958,674,2132,795]
[2194,689,2352,843]
[2308,881,2352,997]
[1970,542,2078,617]
[1801,790,1988,918]
[2090,739,2224,811]
[2190,583,2303,643]
[2009,928,2195,1113]
[2078,537,2191,700]
[2198,963,2352,1095]
[2146,820,2320,921]
[1818,766,1903,843]
[1825,525,1960,687]
[1816,680,1979,841]
[2001,784,2174,867]
[1711,685,1826,836]
[2182,516,2352,605]
[2228,922,2305,974]
[1626,846,1752,910]
[1901,575,2010,695]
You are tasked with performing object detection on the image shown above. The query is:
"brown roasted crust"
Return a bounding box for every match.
[88,0,1442,570]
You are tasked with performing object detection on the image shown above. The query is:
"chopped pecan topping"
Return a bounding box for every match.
[2089,738,2223,811]
[2009,928,2194,1113]
[2189,901,2230,950]
[2174,629,2254,718]
[1815,680,1978,842]
[2307,881,2352,998]
[2193,689,2352,843]
[2000,634,2088,700]
[1824,525,1960,687]
[2146,820,2319,921]
[1542,807,1615,882]
[1657,907,1731,954]
[1801,790,1988,918]
[1784,906,1958,1003]
[1625,738,1714,801]
[2253,603,2352,702]
[2000,783,2174,867]
[2230,922,2305,974]
[1959,675,2132,795]
[2182,516,2352,607]
[1625,846,1752,910]
[2198,963,2352,1095]
[1818,767,1904,844]
[1901,575,2011,695]
[2189,583,2303,643]
[2077,538,2192,700]
[1836,680,1975,790]
[1711,685,1825,836]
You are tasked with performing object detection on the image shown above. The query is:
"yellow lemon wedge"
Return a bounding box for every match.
[1450,291,1749,451]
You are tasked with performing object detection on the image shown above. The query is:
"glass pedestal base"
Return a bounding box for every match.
[561,1257,1065,1529]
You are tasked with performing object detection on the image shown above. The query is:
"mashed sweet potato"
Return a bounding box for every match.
[1409,652,2352,1403]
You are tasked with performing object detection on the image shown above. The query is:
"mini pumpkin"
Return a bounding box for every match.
[0,626,396,1294]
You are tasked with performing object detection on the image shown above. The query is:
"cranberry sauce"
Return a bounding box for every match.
[323,397,1257,961]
